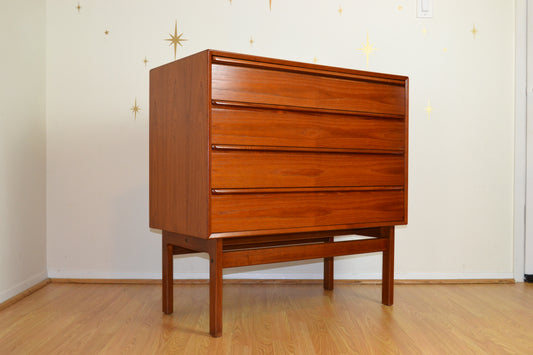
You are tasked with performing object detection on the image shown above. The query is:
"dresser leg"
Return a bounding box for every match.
[209,239,223,337]
[162,232,174,314]
[324,237,334,290]
[381,227,395,306]
[324,257,334,290]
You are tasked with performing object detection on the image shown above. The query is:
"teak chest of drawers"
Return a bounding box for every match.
[149,49,409,337]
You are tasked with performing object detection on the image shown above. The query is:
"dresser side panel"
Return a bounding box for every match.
[403,78,409,224]
[150,51,210,237]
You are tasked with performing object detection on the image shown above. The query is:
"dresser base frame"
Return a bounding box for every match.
[161,227,395,337]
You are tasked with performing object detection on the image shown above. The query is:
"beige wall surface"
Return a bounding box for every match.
[45,0,515,280]
[0,0,47,302]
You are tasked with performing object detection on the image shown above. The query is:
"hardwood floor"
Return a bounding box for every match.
[0,282,532,354]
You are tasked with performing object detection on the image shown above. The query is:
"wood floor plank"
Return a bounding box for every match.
[0,283,531,354]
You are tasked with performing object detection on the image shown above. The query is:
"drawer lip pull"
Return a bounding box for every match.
[211,55,407,86]
[211,144,404,155]
[211,187,403,195]
[211,100,405,120]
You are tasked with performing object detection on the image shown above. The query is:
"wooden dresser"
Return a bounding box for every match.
[150,49,408,337]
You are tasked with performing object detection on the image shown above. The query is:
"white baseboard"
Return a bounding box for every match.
[0,271,48,303]
[46,269,514,281]
[391,272,514,281]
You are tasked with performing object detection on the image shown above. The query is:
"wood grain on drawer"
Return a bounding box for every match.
[211,64,406,116]
[211,107,405,152]
[211,150,404,188]
[211,190,404,233]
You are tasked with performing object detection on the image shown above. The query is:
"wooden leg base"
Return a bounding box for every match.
[381,227,395,306]
[162,234,174,314]
[161,227,395,336]
[209,240,223,337]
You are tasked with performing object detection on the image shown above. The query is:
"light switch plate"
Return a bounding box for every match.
[417,0,433,18]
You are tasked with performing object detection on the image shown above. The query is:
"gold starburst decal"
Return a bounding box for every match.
[143,57,148,68]
[165,21,187,60]
[76,3,81,12]
[359,33,376,67]
[425,99,432,118]
[338,6,343,15]
[471,24,478,39]
[249,36,254,45]
[104,30,109,35]
[131,98,141,119]
[313,57,318,63]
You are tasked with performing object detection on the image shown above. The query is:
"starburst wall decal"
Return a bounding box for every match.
[425,99,433,118]
[359,33,376,67]
[131,98,141,119]
[165,21,187,60]
[471,24,478,39]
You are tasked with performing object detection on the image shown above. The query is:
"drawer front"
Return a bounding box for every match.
[211,150,404,188]
[211,191,404,233]
[211,64,406,116]
[211,107,405,151]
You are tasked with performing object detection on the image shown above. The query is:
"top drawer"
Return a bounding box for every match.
[211,64,406,116]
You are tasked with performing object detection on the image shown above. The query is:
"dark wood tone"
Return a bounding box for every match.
[222,238,387,268]
[164,231,210,253]
[211,64,405,116]
[212,100,405,119]
[324,236,334,291]
[211,150,404,188]
[211,107,405,151]
[212,186,402,195]
[220,230,340,246]
[211,144,402,155]
[352,226,393,238]
[150,49,408,336]
[208,239,223,337]
[209,221,403,239]
[171,246,196,255]
[211,190,404,233]
[382,227,395,305]
[403,80,409,225]
[222,237,330,251]
[162,232,174,314]
[149,51,210,237]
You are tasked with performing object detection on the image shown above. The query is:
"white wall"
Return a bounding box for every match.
[0,1,47,303]
[46,0,516,280]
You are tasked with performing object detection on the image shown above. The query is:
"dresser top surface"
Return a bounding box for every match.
[152,49,409,83]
